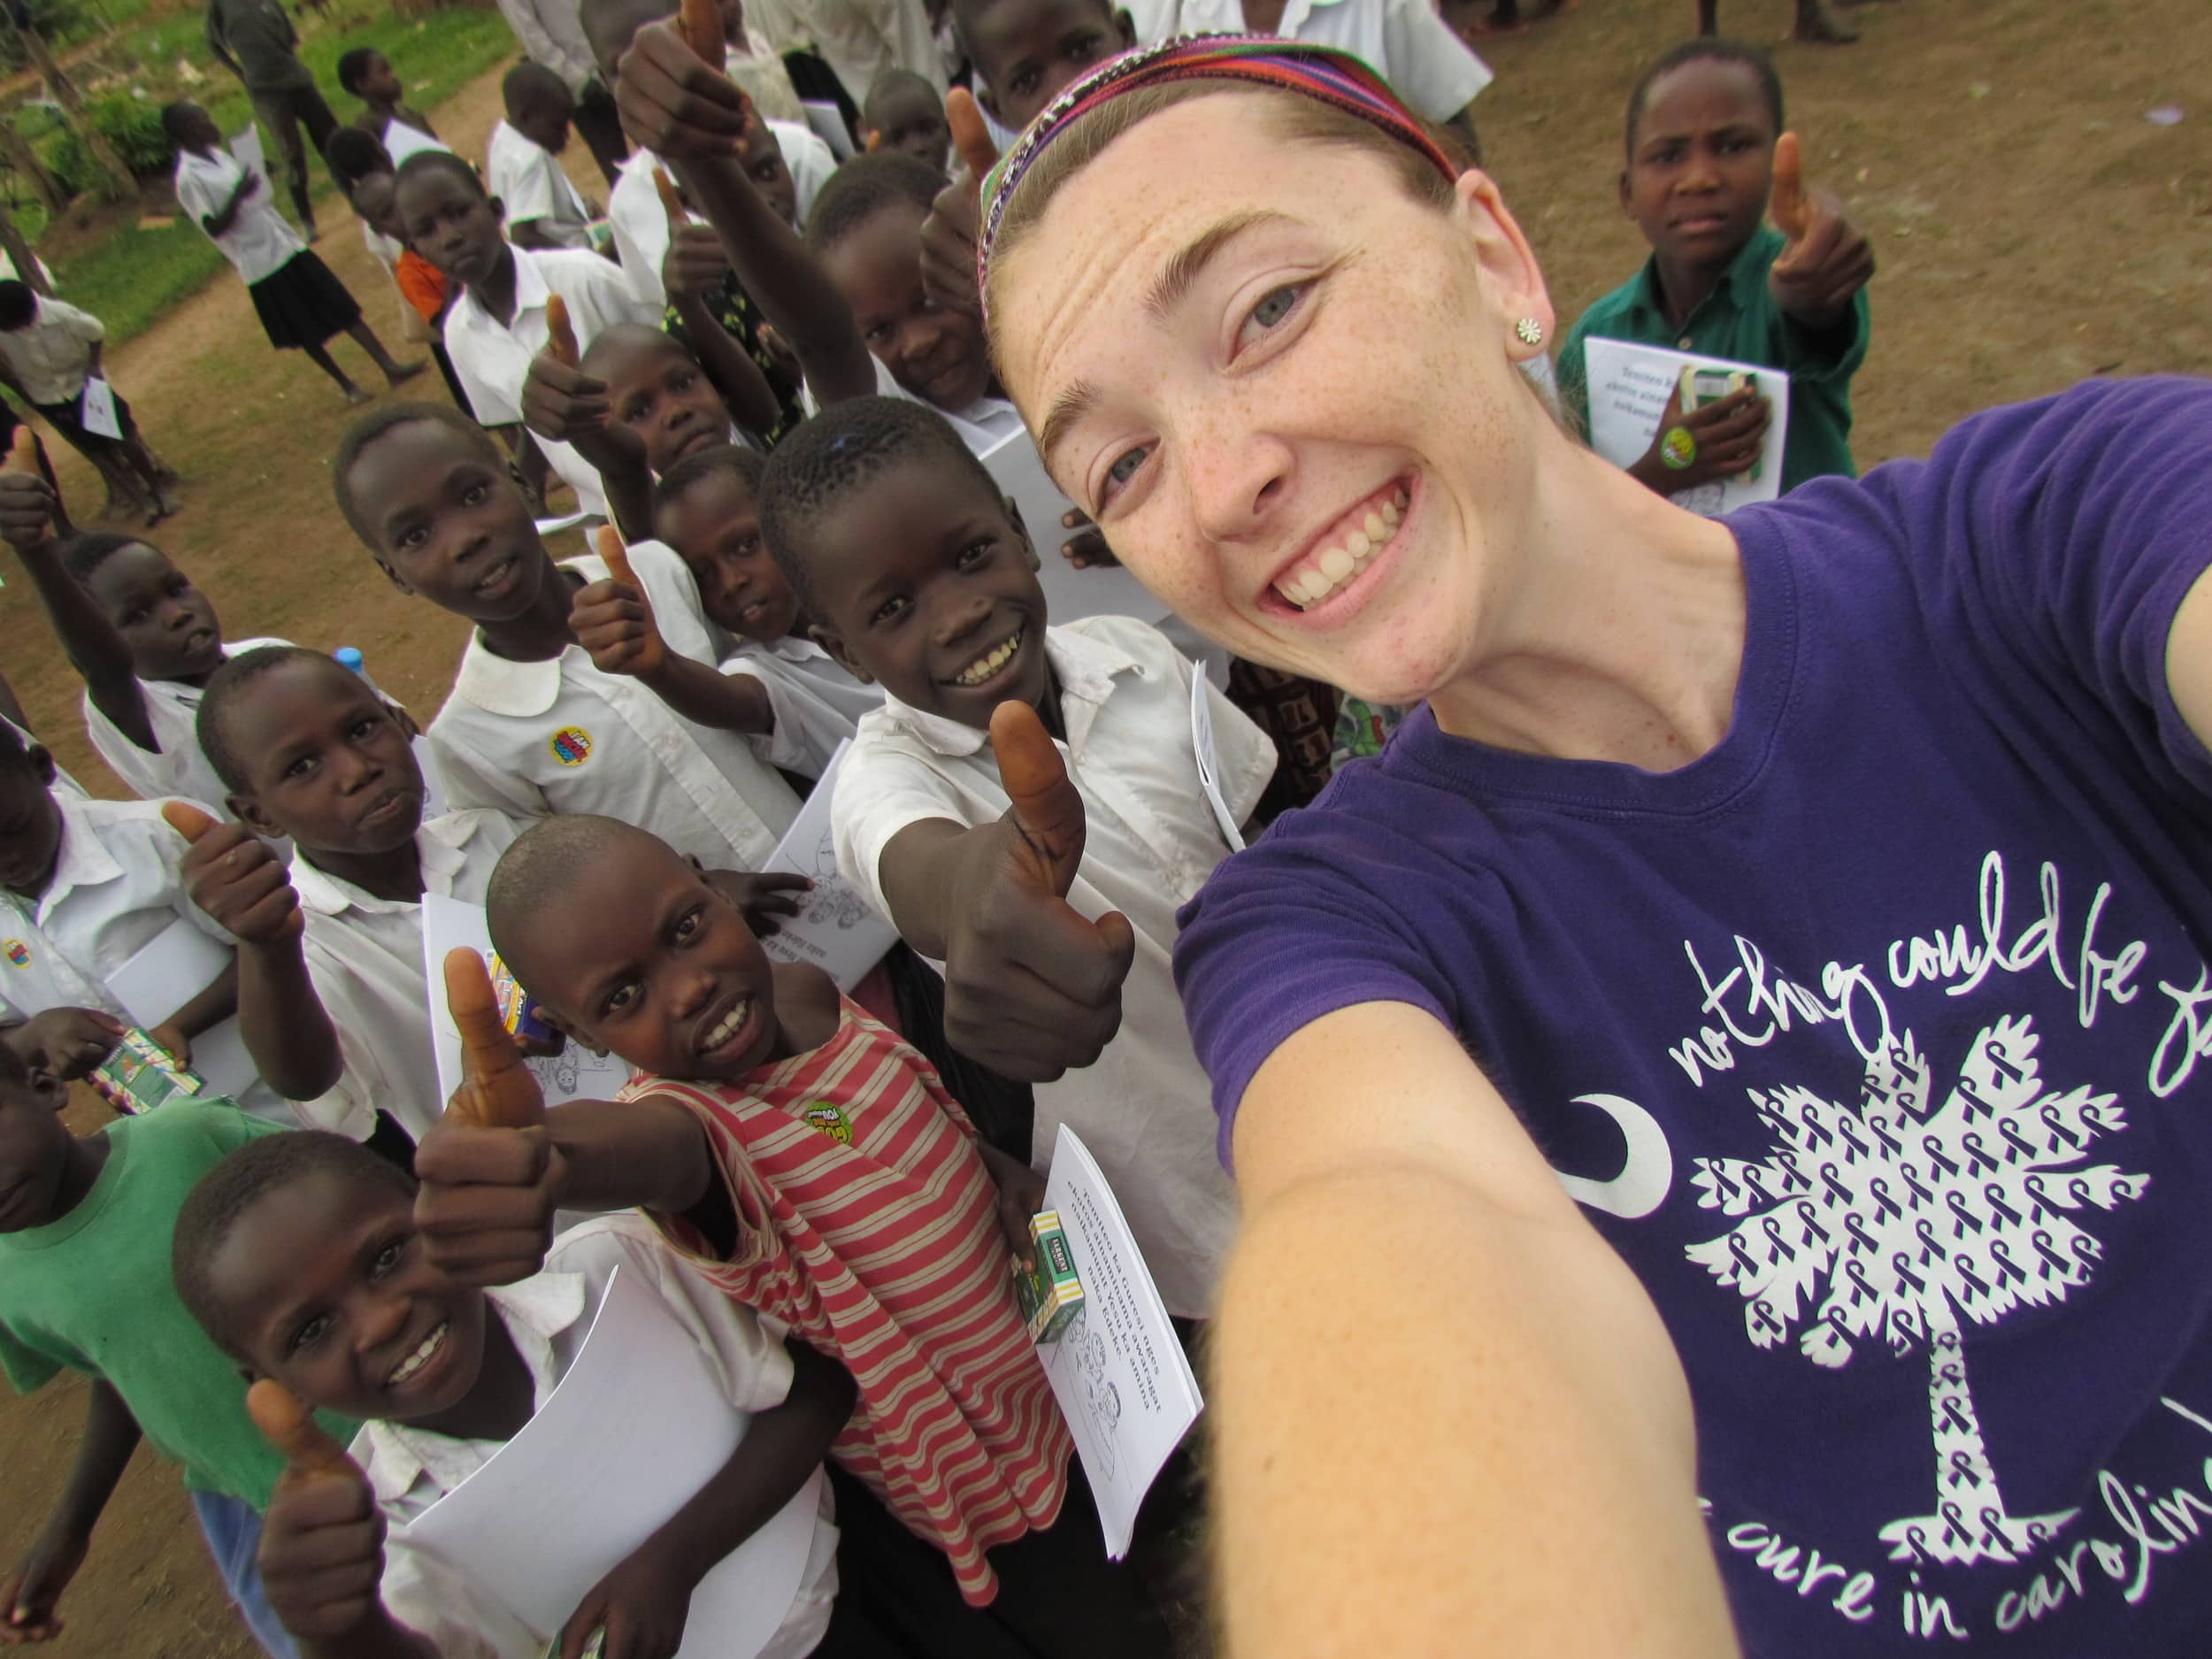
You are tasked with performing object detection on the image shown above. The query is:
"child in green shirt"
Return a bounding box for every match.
[1559,37,1875,497]
[0,1075,352,1656]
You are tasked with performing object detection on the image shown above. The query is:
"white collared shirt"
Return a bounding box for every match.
[381,119,449,168]
[0,296,102,405]
[81,634,291,812]
[5,716,85,800]
[174,146,303,284]
[1128,0,1492,121]
[609,138,832,313]
[288,809,520,1141]
[428,541,800,872]
[722,634,882,780]
[355,1213,839,1659]
[832,616,1275,1316]
[485,119,595,250]
[443,245,659,518]
[869,357,1027,453]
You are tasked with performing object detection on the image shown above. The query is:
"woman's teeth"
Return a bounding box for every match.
[388,1321,447,1386]
[1274,486,1408,611]
[953,631,1022,687]
[703,999,752,1050]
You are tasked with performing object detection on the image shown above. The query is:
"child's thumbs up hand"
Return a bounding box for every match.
[1765,131,1875,330]
[248,1380,388,1644]
[939,701,1136,1082]
[569,525,669,679]
[416,949,563,1286]
[678,0,726,72]
[166,801,305,946]
[919,88,999,317]
[613,13,751,162]
[545,294,580,369]
[656,165,731,303]
[0,431,59,552]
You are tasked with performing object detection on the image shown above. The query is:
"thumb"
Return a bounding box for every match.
[160,799,219,844]
[246,1379,356,1481]
[678,0,726,70]
[595,523,641,593]
[1770,131,1808,241]
[990,700,1084,897]
[947,88,998,187]
[653,165,687,234]
[545,293,580,369]
[444,947,546,1129]
[4,426,32,473]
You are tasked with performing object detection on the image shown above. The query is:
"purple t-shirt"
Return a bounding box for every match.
[1176,378,2212,1655]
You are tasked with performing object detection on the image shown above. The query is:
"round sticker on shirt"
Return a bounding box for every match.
[803,1102,854,1144]
[3,940,27,967]
[549,727,593,766]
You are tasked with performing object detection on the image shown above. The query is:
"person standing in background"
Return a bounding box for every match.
[205,0,340,238]
[495,0,634,183]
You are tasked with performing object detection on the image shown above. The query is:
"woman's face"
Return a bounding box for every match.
[994,97,1555,705]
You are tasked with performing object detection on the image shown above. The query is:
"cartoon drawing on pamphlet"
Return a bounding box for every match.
[1063,1308,1122,1480]
[1685,1016,2146,1567]
[797,829,872,932]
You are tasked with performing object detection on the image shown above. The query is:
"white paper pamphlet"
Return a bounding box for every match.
[757,740,897,990]
[421,893,635,1109]
[78,376,121,441]
[1578,337,1790,516]
[1037,1124,1204,1557]
[534,507,592,537]
[978,430,1172,627]
[227,125,265,183]
[411,734,451,821]
[1187,658,1244,853]
[801,101,854,159]
[403,1263,821,1659]
[105,918,257,1099]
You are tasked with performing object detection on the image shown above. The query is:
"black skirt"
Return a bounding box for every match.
[247,250,362,350]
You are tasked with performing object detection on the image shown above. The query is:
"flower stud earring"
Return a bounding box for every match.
[1514,317,1545,348]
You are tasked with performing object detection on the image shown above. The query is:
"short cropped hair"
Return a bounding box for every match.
[60,531,150,584]
[577,321,693,379]
[0,280,35,330]
[863,66,940,127]
[803,152,947,256]
[196,645,336,795]
[335,48,382,97]
[503,59,573,119]
[485,814,675,980]
[757,396,999,616]
[326,126,394,188]
[1625,38,1784,153]
[173,1131,419,1359]
[332,401,505,547]
[394,148,487,204]
[157,102,204,145]
[654,441,765,518]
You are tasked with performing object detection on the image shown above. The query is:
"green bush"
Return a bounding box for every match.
[47,92,172,200]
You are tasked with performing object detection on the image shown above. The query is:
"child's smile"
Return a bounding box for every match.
[355,421,553,626]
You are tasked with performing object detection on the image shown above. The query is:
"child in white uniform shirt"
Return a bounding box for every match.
[162,101,424,405]
[487,62,602,252]
[0,475,288,811]
[0,281,172,525]
[180,648,519,1146]
[394,150,660,520]
[173,1138,907,1659]
[762,399,1275,1317]
[334,403,803,880]
[0,726,289,1118]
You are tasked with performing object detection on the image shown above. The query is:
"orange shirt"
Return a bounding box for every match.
[395,250,447,324]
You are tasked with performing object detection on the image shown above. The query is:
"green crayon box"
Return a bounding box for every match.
[1015,1210,1085,1344]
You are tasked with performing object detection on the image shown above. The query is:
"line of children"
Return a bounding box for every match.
[488,61,604,252]
[1558,37,1876,496]
[163,101,425,408]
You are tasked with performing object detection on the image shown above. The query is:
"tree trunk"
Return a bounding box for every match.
[6,18,132,201]
[0,191,46,294]
[0,116,65,216]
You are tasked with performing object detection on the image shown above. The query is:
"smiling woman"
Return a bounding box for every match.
[979,35,2212,1659]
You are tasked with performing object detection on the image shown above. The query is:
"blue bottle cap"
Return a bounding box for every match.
[334,647,365,672]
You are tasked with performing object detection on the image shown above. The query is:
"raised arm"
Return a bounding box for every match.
[653,168,785,437]
[612,20,877,405]
[1215,1001,1740,1657]
[568,538,779,734]
[0,462,152,750]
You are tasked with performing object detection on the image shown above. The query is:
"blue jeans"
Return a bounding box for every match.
[188,1490,301,1659]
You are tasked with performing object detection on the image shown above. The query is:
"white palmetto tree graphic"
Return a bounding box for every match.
[1686,1016,2146,1566]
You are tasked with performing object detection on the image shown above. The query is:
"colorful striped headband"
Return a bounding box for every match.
[977,35,1459,320]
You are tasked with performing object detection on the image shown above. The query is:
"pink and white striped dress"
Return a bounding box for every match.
[627,998,1071,1605]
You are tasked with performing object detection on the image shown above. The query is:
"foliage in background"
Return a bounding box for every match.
[48,90,170,195]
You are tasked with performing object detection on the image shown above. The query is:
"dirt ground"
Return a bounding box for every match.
[0,0,2205,1651]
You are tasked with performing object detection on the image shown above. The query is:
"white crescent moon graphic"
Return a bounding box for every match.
[1554,1092,1674,1219]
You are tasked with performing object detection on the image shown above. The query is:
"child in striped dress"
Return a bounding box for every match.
[413,812,1168,1657]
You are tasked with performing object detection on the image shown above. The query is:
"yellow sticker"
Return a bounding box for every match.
[549,727,593,765]
[803,1102,854,1144]
[3,940,27,967]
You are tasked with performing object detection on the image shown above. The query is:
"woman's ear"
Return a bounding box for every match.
[1454,168,1555,366]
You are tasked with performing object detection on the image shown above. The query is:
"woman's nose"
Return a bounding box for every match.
[1185,426,1293,546]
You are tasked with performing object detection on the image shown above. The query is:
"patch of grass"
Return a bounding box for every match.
[19,4,517,343]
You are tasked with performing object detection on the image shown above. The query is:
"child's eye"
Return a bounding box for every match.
[1011,69,1040,96]
[396,525,428,551]
[864,323,892,348]
[1065,31,1102,62]
[288,1313,331,1355]
[1237,282,1306,349]
[119,607,148,627]
[870,593,911,626]
[672,371,696,392]
[955,540,992,570]
[283,755,317,780]
[621,401,651,425]
[371,1237,408,1276]
[602,979,641,1018]
[673,907,703,942]
[461,482,488,506]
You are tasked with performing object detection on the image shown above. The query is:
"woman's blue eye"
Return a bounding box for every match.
[1250,286,1298,329]
[1108,447,1148,487]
